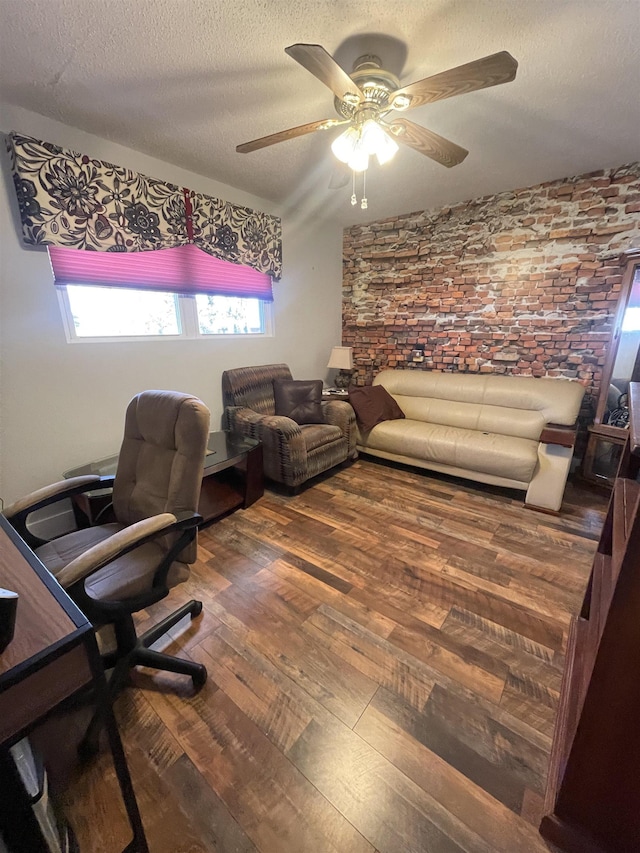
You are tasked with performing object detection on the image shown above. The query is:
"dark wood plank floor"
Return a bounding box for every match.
[61,458,608,852]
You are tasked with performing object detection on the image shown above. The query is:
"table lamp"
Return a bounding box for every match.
[327,346,354,389]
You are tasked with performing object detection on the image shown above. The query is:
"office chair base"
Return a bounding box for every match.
[139,598,203,650]
[79,600,206,758]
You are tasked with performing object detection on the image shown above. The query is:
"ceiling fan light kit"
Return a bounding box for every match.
[237,43,518,209]
[331,119,399,172]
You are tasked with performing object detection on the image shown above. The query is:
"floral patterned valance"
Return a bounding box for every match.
[7,132,282,280]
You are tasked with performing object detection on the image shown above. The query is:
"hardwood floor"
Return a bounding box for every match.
[61,459,607,852]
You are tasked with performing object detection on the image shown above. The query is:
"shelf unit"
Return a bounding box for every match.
[540,383,640,852]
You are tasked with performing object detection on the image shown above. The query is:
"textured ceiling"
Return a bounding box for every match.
[1,0,639,226]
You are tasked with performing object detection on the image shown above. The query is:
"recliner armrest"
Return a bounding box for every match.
[225,405,301,436]
[225,405,307,484]
[322,400,357,457]
[224,405,265,432]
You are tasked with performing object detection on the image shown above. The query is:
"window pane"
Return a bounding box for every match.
[621,306,640,332]
[195,295,264,335]
[66,285,180,337]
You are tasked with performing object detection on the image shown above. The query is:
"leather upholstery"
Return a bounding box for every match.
[376,370,584,426]
[357,370,585,511]
[274,378,324,424]
[37,521,189,601]
[365,419,538,483]
[5,390,212,718]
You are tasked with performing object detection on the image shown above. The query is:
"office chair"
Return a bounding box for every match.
[4,390,211,750]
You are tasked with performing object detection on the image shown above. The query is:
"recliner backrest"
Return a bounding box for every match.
[113,390,210,563]
[222,363,292,415]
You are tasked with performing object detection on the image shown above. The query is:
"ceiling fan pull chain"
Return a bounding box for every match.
[361,170,368,209]
[351,170,357,206]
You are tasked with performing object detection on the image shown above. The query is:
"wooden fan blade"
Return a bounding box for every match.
[236,119,345,153]
[388,119,468,168]
[390,51,518,110]
[285,43,363,103]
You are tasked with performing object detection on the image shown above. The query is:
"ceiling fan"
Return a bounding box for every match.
[236,43,518,207]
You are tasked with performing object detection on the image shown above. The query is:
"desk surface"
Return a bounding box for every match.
[0,515,93,746]
[0,514,149,851]
[0,514,89,685]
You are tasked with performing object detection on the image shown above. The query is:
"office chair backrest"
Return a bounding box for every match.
[112,390,210,564]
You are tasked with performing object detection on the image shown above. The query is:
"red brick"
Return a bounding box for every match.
[342,162,640,405]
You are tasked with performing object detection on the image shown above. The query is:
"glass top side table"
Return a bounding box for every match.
[64,430,263,528]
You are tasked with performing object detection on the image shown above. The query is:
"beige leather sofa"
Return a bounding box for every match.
[356,370,586,512]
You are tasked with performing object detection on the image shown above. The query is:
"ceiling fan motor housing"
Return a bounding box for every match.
[334,54,401,119]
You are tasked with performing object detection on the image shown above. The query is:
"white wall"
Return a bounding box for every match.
[0,104,344,503]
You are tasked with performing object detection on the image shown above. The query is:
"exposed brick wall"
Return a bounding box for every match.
[342,163,640,425]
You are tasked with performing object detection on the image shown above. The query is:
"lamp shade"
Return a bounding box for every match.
[327,346,354,370]
[331,127,359,164]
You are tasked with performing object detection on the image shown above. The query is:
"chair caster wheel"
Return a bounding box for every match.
[192,665,207,689]
[191,601,203,618]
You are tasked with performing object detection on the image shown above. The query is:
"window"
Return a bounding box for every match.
[58,285,272,342]
[195,294,266,336]
[49,245,275,342]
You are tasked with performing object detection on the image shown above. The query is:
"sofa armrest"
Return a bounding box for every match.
[225,406,308,485]
[322,400,358,457]
[526,440,577,513]
[540,423,577,448]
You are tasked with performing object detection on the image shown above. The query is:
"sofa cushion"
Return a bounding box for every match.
[391,394,546,441]
[374,370,584,428]
[348,385,405,432]
[274,379,323,425]
[364,418,539,483]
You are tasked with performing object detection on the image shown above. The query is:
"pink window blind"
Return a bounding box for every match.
[48,244,273,301]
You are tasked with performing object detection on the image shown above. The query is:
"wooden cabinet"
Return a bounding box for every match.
[582,424,628,488]
[540,383,640,852]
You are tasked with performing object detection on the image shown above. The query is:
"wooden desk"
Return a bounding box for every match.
[0,514,148,852]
